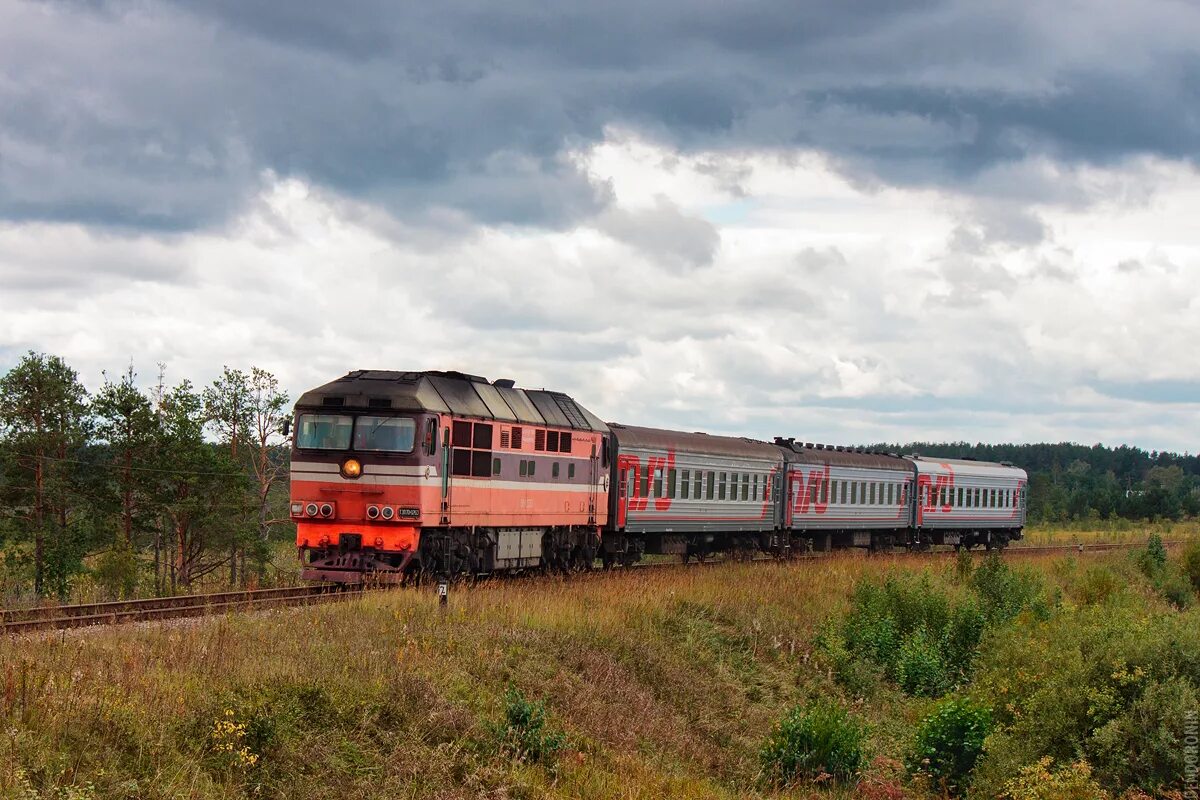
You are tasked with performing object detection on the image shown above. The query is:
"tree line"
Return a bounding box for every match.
[875,441,1200,523]
[0,351,293,601]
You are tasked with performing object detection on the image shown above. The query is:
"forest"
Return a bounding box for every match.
[0,351,293,602]
[876,441,1200,524]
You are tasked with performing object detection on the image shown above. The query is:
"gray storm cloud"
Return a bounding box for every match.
[0,0,1198,452]
[2,0,1199,230]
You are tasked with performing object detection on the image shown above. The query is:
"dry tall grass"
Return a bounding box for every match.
[0,542,1189,800]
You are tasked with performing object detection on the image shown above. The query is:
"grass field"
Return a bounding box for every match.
[1015,518,1199,547]
[4,533,1199,799]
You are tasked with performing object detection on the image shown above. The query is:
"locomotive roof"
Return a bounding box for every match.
[609,423,780,460]
[774,439,912,471]
[295,370,609,432]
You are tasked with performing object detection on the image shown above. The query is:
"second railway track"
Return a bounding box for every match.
[1,584,360,635]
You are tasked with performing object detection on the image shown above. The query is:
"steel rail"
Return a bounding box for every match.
[2,584,359,634]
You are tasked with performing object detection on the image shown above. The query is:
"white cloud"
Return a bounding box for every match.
[1,133,1198,451]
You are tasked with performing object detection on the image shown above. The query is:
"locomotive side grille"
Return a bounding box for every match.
[322,396,345,407]
[512,427,523,449]
[368,397,393,408]
[535,429,546,451]
[552,394,590,429]
[500,429,511,449]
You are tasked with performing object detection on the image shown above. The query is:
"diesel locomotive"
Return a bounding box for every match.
[290,370,1027,582]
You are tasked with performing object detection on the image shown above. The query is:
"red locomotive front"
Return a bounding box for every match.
[291,370,610,582]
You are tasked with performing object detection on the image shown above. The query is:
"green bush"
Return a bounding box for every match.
[93,534,140,600]
[905,697,992,796]
[1002,757,1110,800]
[971,553,1041,624]
[896,628,949,697]
[1181,538,1200,593]
[841,573,950,678]
[942,599,987,679]
[760,700,866,786]
[1159,574,1194,610]
[1073,566,1122,606]
[833,568,1030,697]
[815,623,884,698]
[968,599,1200,797]
[1086,677,1199,792]
[1136,533,1168,579]
[496,687,565,764]
[955,548,974,583]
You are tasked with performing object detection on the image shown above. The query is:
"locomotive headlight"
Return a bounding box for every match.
[366,504,380,520]
[381,506,395,520]
[341,458,362,478]
[319,503,334,518]
[304,502,319,517]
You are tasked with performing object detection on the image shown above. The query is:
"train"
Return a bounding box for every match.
[288,370,1027,582]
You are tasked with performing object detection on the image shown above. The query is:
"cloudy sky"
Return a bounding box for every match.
[2,1,1199,451]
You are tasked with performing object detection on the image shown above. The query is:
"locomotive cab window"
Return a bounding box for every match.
[353,416,417,452]
[296,414,354,450]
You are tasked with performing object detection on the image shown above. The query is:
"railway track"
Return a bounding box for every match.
[1,584,359,635]
[1,539,1178,635]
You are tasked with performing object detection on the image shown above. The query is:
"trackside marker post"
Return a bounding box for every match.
[437,579,448,610]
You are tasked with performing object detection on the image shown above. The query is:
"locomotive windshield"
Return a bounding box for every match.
[352,416,416,452]
[296,413,353,450]
[295,413,415,452]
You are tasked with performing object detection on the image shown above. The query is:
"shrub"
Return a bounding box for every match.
[94,534,140,600]
[1181,538,1200,593]
[1086,677,1199,792]
[1159,574,1194,610]
[942,599,987,681]
[971,553,1041,624]
[896,628,949,697]
[955,548,974,583]
[906,697,992,796]
[1002,757,1109,800]
[842,573,950,677]
[760,700,867,786]
[496,687,565,764]
[816,623,883,698]
[1136,534,1168,580]
[968,598,1200,797]
[836,569,1023,696]
[1074,566,1122,605]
